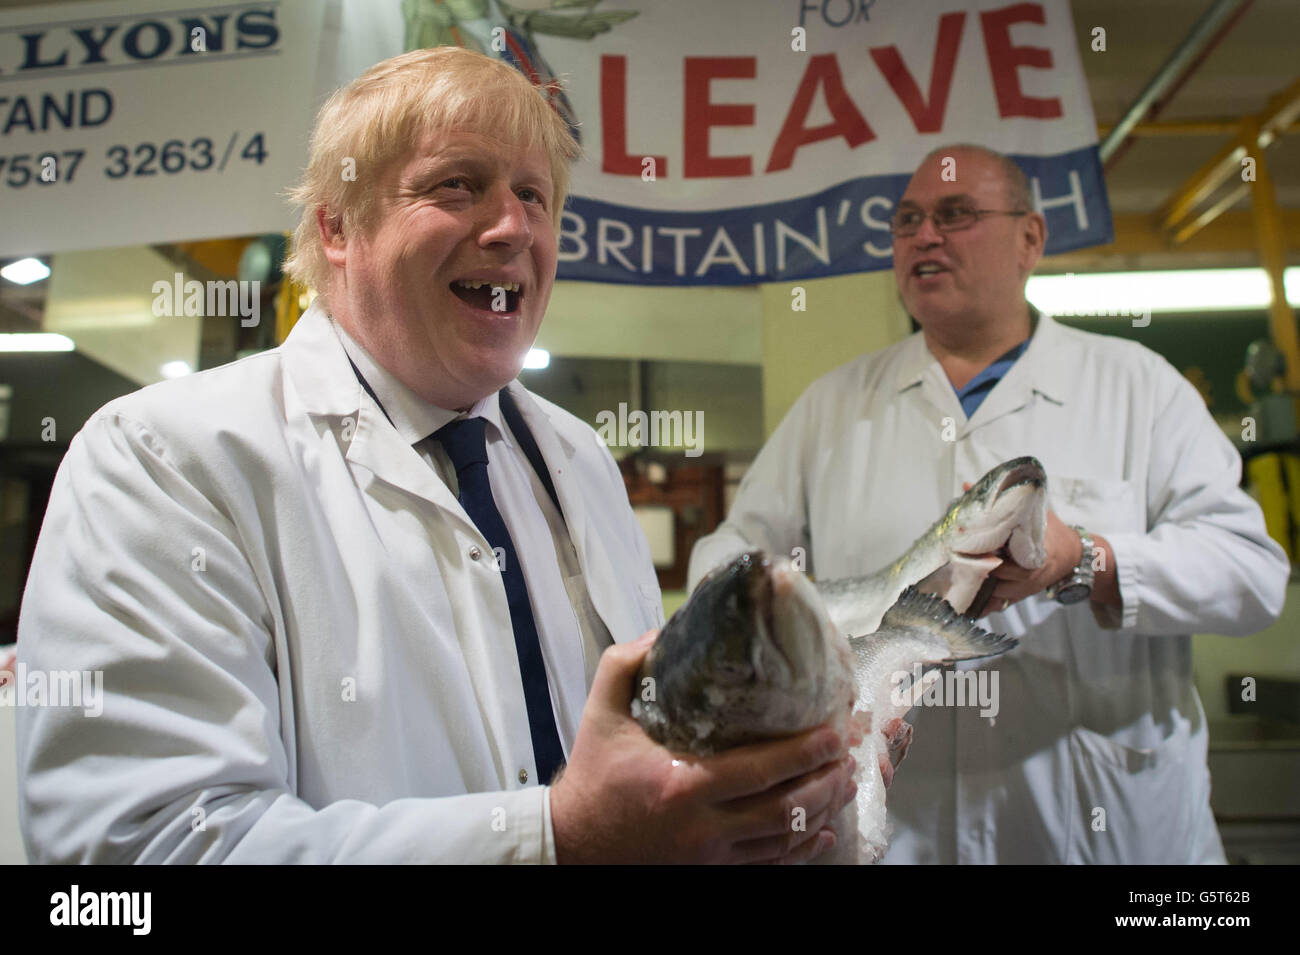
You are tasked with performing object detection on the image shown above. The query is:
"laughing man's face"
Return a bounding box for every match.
[335,127,557,409]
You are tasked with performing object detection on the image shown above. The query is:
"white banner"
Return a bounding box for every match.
[1,0,1111,286]
[321,0,1112,286]
[539,0,1111,284]
[0,0,325,258]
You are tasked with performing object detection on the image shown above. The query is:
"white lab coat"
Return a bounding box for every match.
[16,304,663,864]
[691,313,1289,864]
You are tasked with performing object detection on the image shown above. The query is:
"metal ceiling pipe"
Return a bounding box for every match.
[1098,0,1252,164]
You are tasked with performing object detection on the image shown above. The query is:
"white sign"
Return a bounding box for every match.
[0,0,325,258]
[537,0,1110,284]
[361,0,1109,285]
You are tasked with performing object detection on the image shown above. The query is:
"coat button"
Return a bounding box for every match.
[518,769,529,784]
[469,546,482,561]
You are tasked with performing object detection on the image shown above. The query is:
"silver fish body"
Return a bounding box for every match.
[632,552,1017,863]
[816,456,1048,637]
[845,588,1016,860]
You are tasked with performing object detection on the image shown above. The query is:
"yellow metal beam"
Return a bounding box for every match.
[1246,121,1300,392]
[1157,140,1250,235]
[1157,76,1300,237]
[1041,210,1300,265]
[275,277,311,345]
[1171,182,1250,245]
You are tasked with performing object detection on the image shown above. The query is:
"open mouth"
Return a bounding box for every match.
[753,558,798,677]
[450,278,523,315]
[912,261,950,279]
[995,458,1046,499]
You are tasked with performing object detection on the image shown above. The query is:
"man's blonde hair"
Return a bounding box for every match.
[284,46,581,302]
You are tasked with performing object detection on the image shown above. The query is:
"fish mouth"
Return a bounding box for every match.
[751,554,798,678]
[993,457,1046,503]
[926,457,1048,615]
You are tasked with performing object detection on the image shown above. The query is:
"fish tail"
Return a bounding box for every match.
[880,586,1018,660]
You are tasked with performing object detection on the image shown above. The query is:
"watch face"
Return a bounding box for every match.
[1056,583,1091,605]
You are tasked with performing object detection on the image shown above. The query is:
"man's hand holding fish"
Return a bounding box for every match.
[550,630,858,864]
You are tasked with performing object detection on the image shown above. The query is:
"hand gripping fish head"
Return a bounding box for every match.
[631,551,855,755]
[817,456,1048,637]
[631,550,1018,862]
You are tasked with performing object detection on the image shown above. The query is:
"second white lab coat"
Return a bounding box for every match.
[17,304,664,864]
[691,313,1288,864]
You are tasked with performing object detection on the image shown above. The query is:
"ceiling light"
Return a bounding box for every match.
[1026,267,1300,316]
[161,360,193,378]
[0,333,74,352]
[523,348,550,370]
[1,258,51,285]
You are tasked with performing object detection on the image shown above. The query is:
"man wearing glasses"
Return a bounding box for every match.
[689,144,1287,864]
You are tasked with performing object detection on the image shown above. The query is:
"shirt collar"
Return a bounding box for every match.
[331,317,511,447]
[954,338,1029,400]
[894,304,1066,404]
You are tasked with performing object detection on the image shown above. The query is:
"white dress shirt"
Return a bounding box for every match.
[336,321,610,755]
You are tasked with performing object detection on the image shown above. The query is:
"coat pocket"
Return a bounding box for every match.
[1065,716,1210,863]
[1052,475,1143,533]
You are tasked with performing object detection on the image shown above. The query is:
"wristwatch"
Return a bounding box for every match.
[1047,526,1094,605]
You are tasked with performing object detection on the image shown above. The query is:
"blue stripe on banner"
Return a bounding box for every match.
[556,145,1112,286]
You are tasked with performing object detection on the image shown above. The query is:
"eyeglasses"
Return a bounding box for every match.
[890,206,1028,237]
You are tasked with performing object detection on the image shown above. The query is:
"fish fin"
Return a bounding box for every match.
[880,585,1018,660]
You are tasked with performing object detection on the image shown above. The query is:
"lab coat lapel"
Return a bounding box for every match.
[964,313,1068,435]
[345,401,465,515]
[279,304,467,520]
[893,332,965,425]
[502,382,630,641]
[963,369,1034,435]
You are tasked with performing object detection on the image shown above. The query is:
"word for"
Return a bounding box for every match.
[595,403,704,458]
[795,0,877,28]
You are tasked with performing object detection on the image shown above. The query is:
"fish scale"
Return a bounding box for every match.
[846,588,1019,861]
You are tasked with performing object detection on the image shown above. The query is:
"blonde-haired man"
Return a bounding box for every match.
[16,47,854,864]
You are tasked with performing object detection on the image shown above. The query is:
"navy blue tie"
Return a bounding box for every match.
[436,416,565,784]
